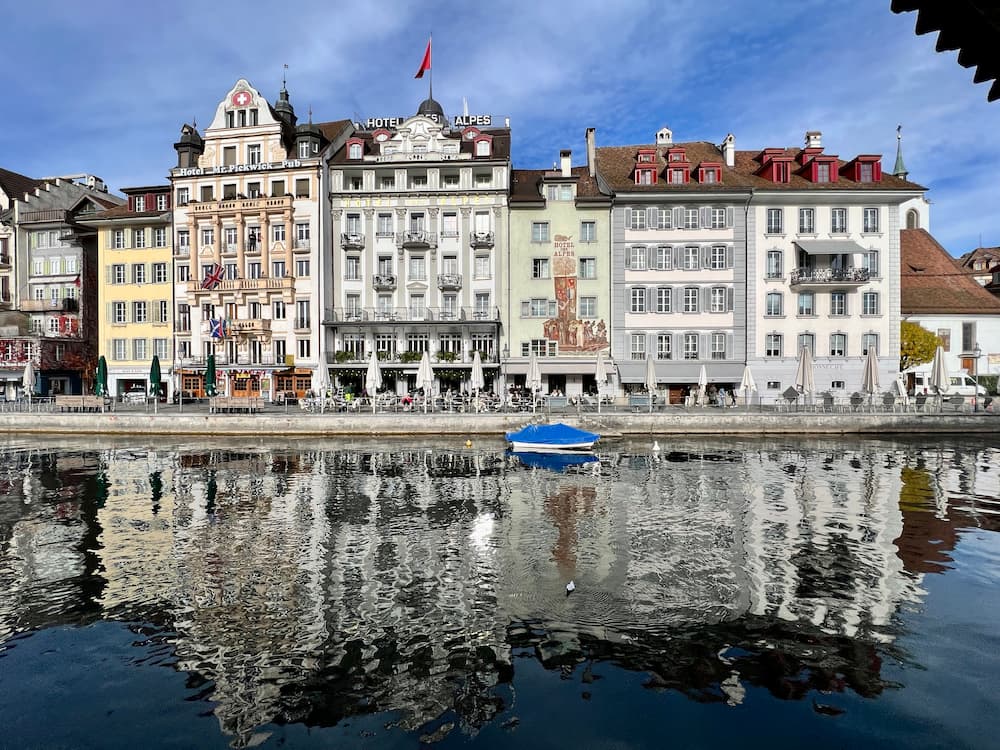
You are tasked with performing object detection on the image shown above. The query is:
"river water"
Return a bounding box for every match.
[0,434,997,749]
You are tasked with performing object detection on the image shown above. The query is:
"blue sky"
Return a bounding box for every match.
[3,0,997,254]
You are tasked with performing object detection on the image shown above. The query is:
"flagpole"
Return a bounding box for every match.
[428,33,433,101]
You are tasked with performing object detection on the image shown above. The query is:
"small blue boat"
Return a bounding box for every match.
[505,422,600,452]
[510,451,599,472]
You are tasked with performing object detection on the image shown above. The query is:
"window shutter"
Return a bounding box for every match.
[673,246,683,269]
[701,286,710,311]
[647,207,656,227]
[726,333,734,359]
[673,207,683,228]
[700,207,711,228]
[727,287,735,311]
[726,207,735,228]
[549,300,557,317]
[701,245,710,268]
[726,245,735,269]
[106,303,112,323]
[700,333,709,358]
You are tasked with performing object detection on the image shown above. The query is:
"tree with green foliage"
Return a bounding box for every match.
[900,321,940,371]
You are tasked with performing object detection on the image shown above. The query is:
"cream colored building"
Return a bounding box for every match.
[506,148,612,398]
[82,185,173,397]
[170,79,351,399]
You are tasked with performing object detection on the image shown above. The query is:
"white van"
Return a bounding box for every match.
[906,369,989,402]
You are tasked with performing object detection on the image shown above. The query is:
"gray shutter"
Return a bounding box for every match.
[549,300,557,316]
[726,245,735,269]
[647,207,657,228]
[726,206,735,228]
[700,207,711,228]
[673,246,683,269]
[727,287,735,312]
[105,265,112,284]
[701,287,710,311]
[520,300,529,316]
[726,333,734,359]
[702,245,711,268]
[700,333,709,359]
[673,207,683,228]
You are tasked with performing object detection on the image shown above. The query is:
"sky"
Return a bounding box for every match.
[2,0,997,255]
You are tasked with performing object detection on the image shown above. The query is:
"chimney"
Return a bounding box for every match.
[560,149,572,177]
[656,126,673,146]
[805,130,822,149]
[586,128,596,177]
[721,133,735,168]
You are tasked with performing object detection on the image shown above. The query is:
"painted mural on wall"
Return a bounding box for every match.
[546,235,608,353]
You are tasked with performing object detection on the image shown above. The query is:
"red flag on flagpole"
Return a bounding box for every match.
[415,38,431,78]
[73,274,81,288]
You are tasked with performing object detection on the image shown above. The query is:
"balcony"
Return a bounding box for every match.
[400,230,437,249]
[190,196,292,216]
[470,231,494,248]
[20,298,77,313]
[323,305,500,325]
[20,209,70,224]
[221,243,238,256]
[373,274,397,291]
[293,239,310,253]
[187,276,295,295]
[180,354,282,367]
[294,317,311,331]
[341,233,365,250]
[174,245,191,258]
[437,273,462,291]
[245,238,261,255]
[790,267,871,287]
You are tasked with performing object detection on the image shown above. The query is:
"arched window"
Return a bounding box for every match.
[475,139,490,156]
[906,209,920,229]
[349,143,363,160]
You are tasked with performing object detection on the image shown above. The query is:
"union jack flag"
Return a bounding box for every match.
[201,263,225,290]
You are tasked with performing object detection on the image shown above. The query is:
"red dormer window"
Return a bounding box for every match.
[346,137,365,160]
[666,147,689,163]
[635,167,657,185]
[698,163,722,184]
[371,128,393,144]
[473,134,493,157]
[846,156,882,183]
[637,149,656,165]
[462,126,481,141]
[666,166,690,184]
[806,156,839,183]
[757,148,785,165]
[635,148,658,184]
[757,156,793,183]
[797,147,823,165]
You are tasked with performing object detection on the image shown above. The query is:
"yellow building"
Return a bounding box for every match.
[82,186,173,398]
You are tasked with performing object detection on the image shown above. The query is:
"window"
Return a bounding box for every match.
[830,291,846,316]
[683,333,699,359]
[630,333,646,360]
[655,208,673,229]
[345,256,361,281]
[627,208,647,230]
[297,339,311,359]
[223,183,236,199]
[223,146,236,166]
[298,140,311,159]
[816,163,831,183]
[475,140,491,157]
[862,333,879,355]
[295,178,309,198]
[630,287,647,313]
[579,257,597,279]
[247,262,261,279]
[272,261,286,278]
[225,263,237,280]
[711,207,726,229]
[130,301,146,323]
[273,300,286,319]
[710,287,727,313]
[862,292,879,315]
[637,170,653,185]
[474,255,491,279]
[293,223,309,249]
[798,208,815,234]
[176,187,189,206]
[579,296,597,318]
[155,300,168,324]
[532,258,550,279]
[710,245,727,269]
[373,212,393,238]
[377,256,393,276]
[200,185,214,202]
[154,228,166,247]
[475,293,491,318]
[656,334,672,360]
[830,333,846,357]
[684,208,699,229]
[798,333,815,354]
[177,230,189,249]
[798,292,815,316]
[765,292,782,317]
[113,301,127,324]
[349,142,363,159]
[201,228,214,246]
[656,287,671,313]
[273,223,285,243]
[654,246,672,270]
[111,264,125,284]
[831,208,847,234]
[765,333,782,357]
[132,263,146,284]
[224,226,238,250]
[271,179,285,197]
[113,229,125,249]
[175,304,190,332]
[410,174,428,189]
[580,221,596,242]
[112,339,127,360]
[296,259,310,277]
[862,207,880,233]
[669,169,685,184]
[626,246,647,270]
[711,332,726,360]
[531,222,550,242]
[766,208,783,234]
[524,298,553,317]
[296,300,310,329]
[177,265,190,282]
[247,144,261,165]
[683,287,698,313]
[862,248,879,277]
[859,163,874,183]
[409,255,426,281]
[683,246,700,270]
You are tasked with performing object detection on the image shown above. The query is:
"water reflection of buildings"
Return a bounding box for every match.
[1,439,999,745]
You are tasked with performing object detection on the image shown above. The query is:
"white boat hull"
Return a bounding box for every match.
[509,441,595,453]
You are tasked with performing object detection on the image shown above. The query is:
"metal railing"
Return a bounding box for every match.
[323,306,500,324]
[790,267,870,285]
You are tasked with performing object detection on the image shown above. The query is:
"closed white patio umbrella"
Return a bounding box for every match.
[365,351,382,414]
[527,350,542,413]
[470,350,485,412]
[595,350,608,413]
[697,363,708,406]
[739,365,757,408]
[929,344,949,412]
[861,347,881,408]
[794,345,815,404]
[644,353,657,412]
[22,361,35,408]
[416,351,434,413]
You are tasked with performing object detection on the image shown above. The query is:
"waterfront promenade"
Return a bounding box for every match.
[1,398,999,437]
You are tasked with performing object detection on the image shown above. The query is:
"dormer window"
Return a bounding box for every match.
[347,139,364,160]
[298,141,311,159]
[698,163,722,183]
[473,135,492,157]
[807,157,838,183]
[669,168,686,184]
[462,126,481,141]
[636,168,656,185]
[638,153,654,164]
[667,148,688,162]
[845,156,882,183]
[134,196,145,212]
[775,160,791,183]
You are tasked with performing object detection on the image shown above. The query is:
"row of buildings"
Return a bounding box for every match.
[6,77,993,403]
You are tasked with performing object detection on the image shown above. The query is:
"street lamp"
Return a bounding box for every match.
[974,343,982,412]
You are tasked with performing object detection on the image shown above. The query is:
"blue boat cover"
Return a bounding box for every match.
[505,422,600,446]
[509,451,599,472]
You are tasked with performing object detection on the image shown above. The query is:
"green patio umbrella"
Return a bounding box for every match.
[205,354,217,397]
[149,355,162,414]
[95,355,108,397]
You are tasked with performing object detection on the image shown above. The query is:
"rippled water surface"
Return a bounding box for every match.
[0,434,998,749]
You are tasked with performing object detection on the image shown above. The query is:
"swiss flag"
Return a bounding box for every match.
[414,38,431,79]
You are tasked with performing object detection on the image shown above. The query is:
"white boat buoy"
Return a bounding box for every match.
[652,440,661,453]
[566,580,576,594]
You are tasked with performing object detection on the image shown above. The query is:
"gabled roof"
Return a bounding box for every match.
[956,245,1000,271]
[510,166,607,205]
[901,228,1000,315]
[0,167,41,202]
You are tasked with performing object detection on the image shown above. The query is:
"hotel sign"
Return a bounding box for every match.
[172,160,303,177]
[354,115,496,130]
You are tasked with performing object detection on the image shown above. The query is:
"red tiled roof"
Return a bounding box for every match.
[0,166,41,202]
[595,141,926,192]
[901,228,1000,315]
[956,245,1000,271]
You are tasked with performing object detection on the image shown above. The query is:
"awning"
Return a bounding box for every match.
[794,240,867,255]
[618,362,744,383]
[506,361,599,375]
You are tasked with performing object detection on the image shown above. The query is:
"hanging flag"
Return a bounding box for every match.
[201,263,225,290]
[73,274,81,288]
[209,318,225,339]
[414,37,431,78]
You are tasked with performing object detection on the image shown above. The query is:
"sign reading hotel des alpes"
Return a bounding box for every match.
[547,235,608,353]
[353,115,497,130]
